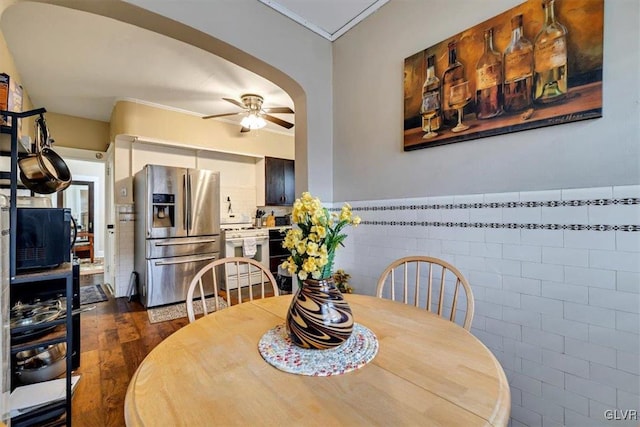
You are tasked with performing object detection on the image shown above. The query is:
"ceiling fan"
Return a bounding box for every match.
[202,93,294,133]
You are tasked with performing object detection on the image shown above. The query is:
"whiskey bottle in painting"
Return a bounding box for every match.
[534,0,568,104]
[442,41,465,127]
[504,14,534,112]
[421,54,441,133]
[475,28,503,119]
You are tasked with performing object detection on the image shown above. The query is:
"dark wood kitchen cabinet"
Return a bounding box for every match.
[265,157,294,206]
[268,228,292,294]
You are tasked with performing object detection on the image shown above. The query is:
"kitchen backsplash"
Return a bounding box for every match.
[258,206,292,217]
[220,186,257,224]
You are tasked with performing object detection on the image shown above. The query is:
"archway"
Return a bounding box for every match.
[6,0,309,194]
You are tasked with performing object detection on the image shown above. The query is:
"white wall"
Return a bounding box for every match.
[8,1,634,425]
[334,184,639,427]
[330,1,639,426]
[48,149,106,259]
[332,0,639,201]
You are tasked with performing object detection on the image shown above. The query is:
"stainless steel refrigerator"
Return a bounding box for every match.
[134,164,221,307]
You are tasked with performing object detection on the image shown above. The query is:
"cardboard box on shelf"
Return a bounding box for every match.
[0,73,9,125]
[0,73,24,132]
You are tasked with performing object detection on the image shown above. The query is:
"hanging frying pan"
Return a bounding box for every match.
[18,114,72,194]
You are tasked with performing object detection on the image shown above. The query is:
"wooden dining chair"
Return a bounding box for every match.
[185,257,279,323]
[74,231,94,263]
[376,256,475,330]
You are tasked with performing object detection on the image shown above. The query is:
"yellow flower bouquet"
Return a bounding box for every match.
[281,192,360,283]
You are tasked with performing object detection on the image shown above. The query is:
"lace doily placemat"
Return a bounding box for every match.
[258,323,378,376]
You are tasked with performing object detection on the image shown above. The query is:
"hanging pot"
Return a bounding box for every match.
[286,277,354,350]
[18,114,72,194]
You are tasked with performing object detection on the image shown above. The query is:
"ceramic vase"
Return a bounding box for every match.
[286,277,354,350]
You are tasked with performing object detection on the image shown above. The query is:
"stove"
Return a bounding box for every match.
[220,223,269,239]
[220,223,270,289]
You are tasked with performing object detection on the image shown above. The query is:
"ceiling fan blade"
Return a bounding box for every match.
[263,114,294,129]
[263,107,294,114]
[223,97,247,109]
[202,112,243,119]
[240,126,251,133]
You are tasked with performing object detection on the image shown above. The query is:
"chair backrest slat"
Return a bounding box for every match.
[212,267,220,311]
[198,277,207,316]
[403,262,409,304]
[426,263,433,312]
[376,256,475,330]
[437,266,446,316]
[390,269,396,300]
[413,262,420,308]
[450,278,460,322]
[234,261,242,304]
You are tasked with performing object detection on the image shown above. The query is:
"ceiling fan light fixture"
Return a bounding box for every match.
[240,112,267,129]
[202,93,293,131]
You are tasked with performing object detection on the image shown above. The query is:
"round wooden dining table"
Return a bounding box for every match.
[125,294,510,426]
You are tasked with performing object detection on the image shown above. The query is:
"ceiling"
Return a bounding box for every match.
[1,0,386,137]
[259,0,388,41]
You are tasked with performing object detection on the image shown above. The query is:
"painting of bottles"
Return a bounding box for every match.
[403,0,603,151]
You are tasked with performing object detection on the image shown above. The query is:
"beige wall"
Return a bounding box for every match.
[46,112,109,152]
[1,27,292,157]
[0,18,34,138]
[1,17,109,151]
[110,100,294,160]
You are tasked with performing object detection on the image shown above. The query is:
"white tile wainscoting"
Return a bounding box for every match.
[115,205,136,297]
[333,185,639,427]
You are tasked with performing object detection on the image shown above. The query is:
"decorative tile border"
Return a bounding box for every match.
[360,220,639,232]
[330,197,639,232]
[350,198,639,212]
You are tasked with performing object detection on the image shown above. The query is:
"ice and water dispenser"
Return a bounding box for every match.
[152,193,175,228]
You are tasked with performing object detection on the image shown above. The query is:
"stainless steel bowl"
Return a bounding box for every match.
[15,342,67,384]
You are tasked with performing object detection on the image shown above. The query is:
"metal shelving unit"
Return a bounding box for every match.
[1,109,74,426]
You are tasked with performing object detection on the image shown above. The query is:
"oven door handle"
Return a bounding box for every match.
[224,237,269,244]
[154,254,217,266]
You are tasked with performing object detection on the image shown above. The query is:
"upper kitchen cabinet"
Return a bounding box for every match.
[265,156,294,206]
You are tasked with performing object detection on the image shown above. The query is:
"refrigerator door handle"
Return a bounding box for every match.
[187,173,192,233]
[154,238,218,247]
[183,173,188,231]
[154,254,217,266]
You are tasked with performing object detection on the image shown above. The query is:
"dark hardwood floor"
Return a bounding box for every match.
[68,270,277,426]
[72,286,187,426]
